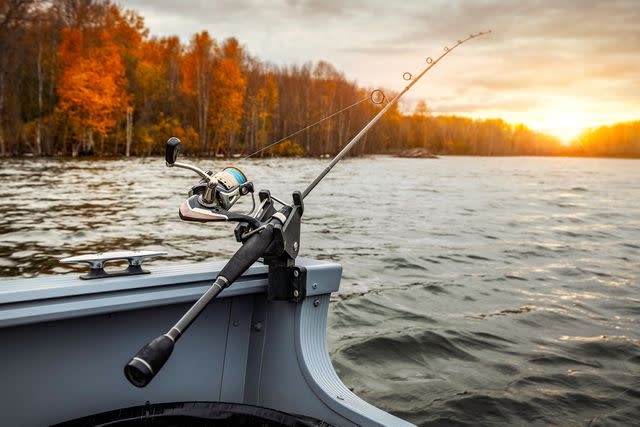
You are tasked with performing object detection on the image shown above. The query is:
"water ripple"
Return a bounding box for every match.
[2,156,640,425]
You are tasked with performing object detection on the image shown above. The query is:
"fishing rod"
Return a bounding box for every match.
[303,30,491,198]
[124,31,491,388]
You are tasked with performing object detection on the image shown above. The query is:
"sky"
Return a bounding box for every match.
[122,0,640,142]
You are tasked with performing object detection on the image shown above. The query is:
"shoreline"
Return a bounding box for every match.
[3,153,640,161]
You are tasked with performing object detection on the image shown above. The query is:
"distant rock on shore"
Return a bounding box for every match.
[395,148,439,158]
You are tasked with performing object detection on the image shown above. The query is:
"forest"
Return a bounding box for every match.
[0,0,638,159]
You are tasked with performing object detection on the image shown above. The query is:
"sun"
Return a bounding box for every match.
[471,100,604,144]
[522,100,596,144]
[535,111,591,144]
[511,99,639,144]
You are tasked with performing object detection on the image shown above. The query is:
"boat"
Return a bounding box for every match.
[0,253,412,426]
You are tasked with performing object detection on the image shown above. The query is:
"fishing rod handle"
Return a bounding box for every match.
[124,221,277,388]
[173,222,276,335]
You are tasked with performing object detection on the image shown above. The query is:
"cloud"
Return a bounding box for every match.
[285,0,366,17]
[121,0,640,134]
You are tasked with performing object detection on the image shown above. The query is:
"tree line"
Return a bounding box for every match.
[571,121,640,158]
[0,0,637,159]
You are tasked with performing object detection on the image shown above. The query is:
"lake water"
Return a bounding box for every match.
[1,156,639,425]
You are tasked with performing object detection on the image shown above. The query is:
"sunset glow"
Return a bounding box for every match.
[508,107,610,143]
[457,97,639,144]
[125,0,640,145]
[512,108,638,143]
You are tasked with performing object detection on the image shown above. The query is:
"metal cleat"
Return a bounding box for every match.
[60,250,167,280]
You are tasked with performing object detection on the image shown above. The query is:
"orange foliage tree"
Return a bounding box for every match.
[57,28,127,156]
[210,38,246,156]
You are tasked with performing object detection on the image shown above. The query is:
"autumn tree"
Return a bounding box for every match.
[240,57,278,156]
[0,0,635,159]
[0,0,37,156]
[182,31,215,155]
[575,121,640,157]
[57,28,127,156]
[254,73,278,155]
[209,37,246,156]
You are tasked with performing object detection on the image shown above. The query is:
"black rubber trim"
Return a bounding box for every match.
[52,401,336,426]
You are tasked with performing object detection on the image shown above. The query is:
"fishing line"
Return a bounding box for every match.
[301,30,492,199]
[239,90,385,161]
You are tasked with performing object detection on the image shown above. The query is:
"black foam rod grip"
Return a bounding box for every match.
[124,335,174,388]
[219,224,275,285]
[165,137,181,165]
[164,223,277,346]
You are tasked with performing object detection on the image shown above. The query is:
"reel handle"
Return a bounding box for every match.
[165,137,180,165]
[164,137,210,181]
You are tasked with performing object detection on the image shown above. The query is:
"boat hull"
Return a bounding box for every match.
[0,258,414,426]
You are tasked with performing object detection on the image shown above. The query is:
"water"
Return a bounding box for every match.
[1,156,639,425]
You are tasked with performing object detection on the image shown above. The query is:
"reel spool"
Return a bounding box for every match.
[210,166,252,210]
[165,138,257,224]
[189,166,254,211]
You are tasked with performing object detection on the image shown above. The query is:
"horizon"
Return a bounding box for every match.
[123,0,640,143]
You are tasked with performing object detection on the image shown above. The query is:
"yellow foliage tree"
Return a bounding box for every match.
[256,73,278,152]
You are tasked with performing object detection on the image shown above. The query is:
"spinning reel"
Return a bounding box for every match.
[165,137,262,229]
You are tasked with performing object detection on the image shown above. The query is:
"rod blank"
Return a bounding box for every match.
[301,31,491,199]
